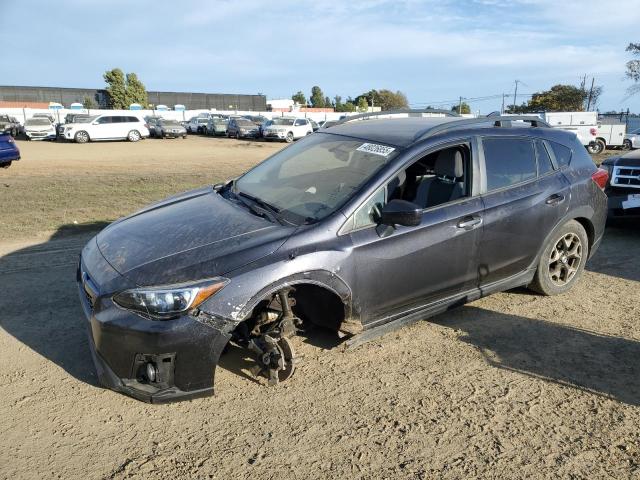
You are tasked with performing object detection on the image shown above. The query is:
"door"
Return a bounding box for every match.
[477,136,570,287]
[91,116,113,139]
[344,141,483,326]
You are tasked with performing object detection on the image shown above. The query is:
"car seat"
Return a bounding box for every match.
[413,149,464,208]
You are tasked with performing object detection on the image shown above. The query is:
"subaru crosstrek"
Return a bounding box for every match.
[77,112,609,403]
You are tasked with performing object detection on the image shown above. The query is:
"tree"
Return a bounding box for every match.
[103,68,128,109]
[357,96,369,112]
[292,91,307,106]
[625,42,640,97]
[82,95,96,109]
[334,95,343,111]
[310,86,325,108]
[451,101,471,114]
[527,84,587,112]
[324,96,333,108]
[355,89,409,111]
[126,73,148,107]
[103,68,149,109]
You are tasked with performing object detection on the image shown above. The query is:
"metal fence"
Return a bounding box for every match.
[0,86,266,111]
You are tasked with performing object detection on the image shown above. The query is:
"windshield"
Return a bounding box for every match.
[233,133,398,223]
[236,119,254,126]
[26,119,51,126]
[271,118,295,126]
[631,128,640,135]
[213,119,227,125]
[161,120,182,126]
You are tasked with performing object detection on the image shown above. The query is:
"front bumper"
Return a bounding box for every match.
[264,131,287,140]
[606,189,640,218]
[77,248,232,403]
[26,131,56,140]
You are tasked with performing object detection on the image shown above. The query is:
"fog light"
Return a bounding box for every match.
[145,362,158,382]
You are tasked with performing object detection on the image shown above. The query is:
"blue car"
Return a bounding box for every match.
[0,133,20,168]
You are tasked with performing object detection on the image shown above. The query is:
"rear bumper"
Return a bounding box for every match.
[77,253,232,403]
[0,148,20,163]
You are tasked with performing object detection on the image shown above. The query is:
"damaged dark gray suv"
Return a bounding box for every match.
[78,112,609,403]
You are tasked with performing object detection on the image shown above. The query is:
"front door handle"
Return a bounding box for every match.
[546,194,565,205]
[457,215,482,230]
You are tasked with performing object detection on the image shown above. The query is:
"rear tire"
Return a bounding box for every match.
[623,139,632,150]
[285,131,294,143]
[587,141,604,154]
[1,161,12,168]
[529,220,588,296]
[74,131,89,143]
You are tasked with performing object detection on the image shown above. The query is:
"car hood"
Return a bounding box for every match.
[602,149,640,167]
[96,186,295,286]
[25,125,54,131]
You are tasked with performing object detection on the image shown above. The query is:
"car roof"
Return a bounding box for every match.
[326,117,460,147]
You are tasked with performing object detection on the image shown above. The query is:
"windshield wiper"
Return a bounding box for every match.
[236,191,285,225]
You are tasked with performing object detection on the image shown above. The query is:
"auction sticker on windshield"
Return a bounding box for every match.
[357,143,396,157]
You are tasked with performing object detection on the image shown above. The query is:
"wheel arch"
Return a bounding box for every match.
[232,270,362,336]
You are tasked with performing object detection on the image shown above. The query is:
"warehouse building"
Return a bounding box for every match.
[0,85,267,111]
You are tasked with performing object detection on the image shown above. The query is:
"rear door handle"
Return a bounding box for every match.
[457,215,482,230]
[546,194,565,205]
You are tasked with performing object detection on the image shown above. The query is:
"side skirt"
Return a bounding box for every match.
[345,268,535,350]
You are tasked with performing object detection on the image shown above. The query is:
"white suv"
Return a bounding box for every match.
[63,114,150,143]
[263,117,313,142]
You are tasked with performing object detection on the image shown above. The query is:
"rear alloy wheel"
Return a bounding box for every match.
[285,132,294,143]
[529,220,588,296]
[622,139,632,150]
[235,132,241,140]
[127,130,141,142]
[587,141,604,154]
[74,131,89,144]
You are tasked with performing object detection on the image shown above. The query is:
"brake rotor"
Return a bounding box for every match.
[250,335,297,386]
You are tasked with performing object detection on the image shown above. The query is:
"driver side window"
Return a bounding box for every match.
[352,187,386,230]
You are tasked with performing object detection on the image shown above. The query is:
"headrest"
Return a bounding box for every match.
[435,149,463,178]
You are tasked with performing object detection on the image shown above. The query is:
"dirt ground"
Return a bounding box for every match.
[1,137,639,479]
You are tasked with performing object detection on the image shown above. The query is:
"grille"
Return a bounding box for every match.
[612,165,640,189]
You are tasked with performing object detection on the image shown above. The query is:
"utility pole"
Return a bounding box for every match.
[512,80,520,111]
[501,93,505,114]
[458,96,463,114]
[586,77,595,111]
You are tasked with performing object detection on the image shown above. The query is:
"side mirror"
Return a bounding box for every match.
[380,199,422,227]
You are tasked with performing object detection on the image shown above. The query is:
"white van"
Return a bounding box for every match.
[63,114,150,143]
[542,112,600,153]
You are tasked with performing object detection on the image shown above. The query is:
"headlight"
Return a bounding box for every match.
[113,277,229,319]
[600,163,613,177]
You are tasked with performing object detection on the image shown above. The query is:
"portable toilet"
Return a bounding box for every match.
[129,103,142,110]
[70,102,83,110]
[156,104,169,111]
[174,104,186,112]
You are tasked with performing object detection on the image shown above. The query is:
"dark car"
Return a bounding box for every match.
[227,118,260,139]
[150,119,187,139]
[0,133,21,168]
[78,113,608,403]
[601,149,640,219]
[0,115,21,137]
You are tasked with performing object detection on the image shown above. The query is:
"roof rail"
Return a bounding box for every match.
[413,115,550,142]
[334,108,459,126]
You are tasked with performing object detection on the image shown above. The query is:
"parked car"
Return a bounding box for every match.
[308,119,319,132]
[146,117,164,137]
[263,117,313,142]
[153,119,187,139]
[57,114,91,138]
[61,114,149,143]
[185,116,210,134]
[207,117,228,136]
[77,113,608,403]
[0,115,21,137]
[24,117,57,141]
[244,115,271,137]
[600,149,640,220]
[320,120,340,129]
[0,133,20,168]
[32,113,56,124]
[227,118,260,139]
[623,127,640,150]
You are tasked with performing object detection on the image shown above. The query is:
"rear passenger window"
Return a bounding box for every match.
[535,140,554,175]
[97,116,112,124]
[482,138,537,191]
[549,141,572,167]
[128,116,139,123]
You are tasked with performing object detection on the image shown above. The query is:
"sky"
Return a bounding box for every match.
[2,0,640,113]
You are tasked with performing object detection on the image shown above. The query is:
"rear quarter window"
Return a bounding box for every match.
[548,141,572,168]
[482,137,537,191]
